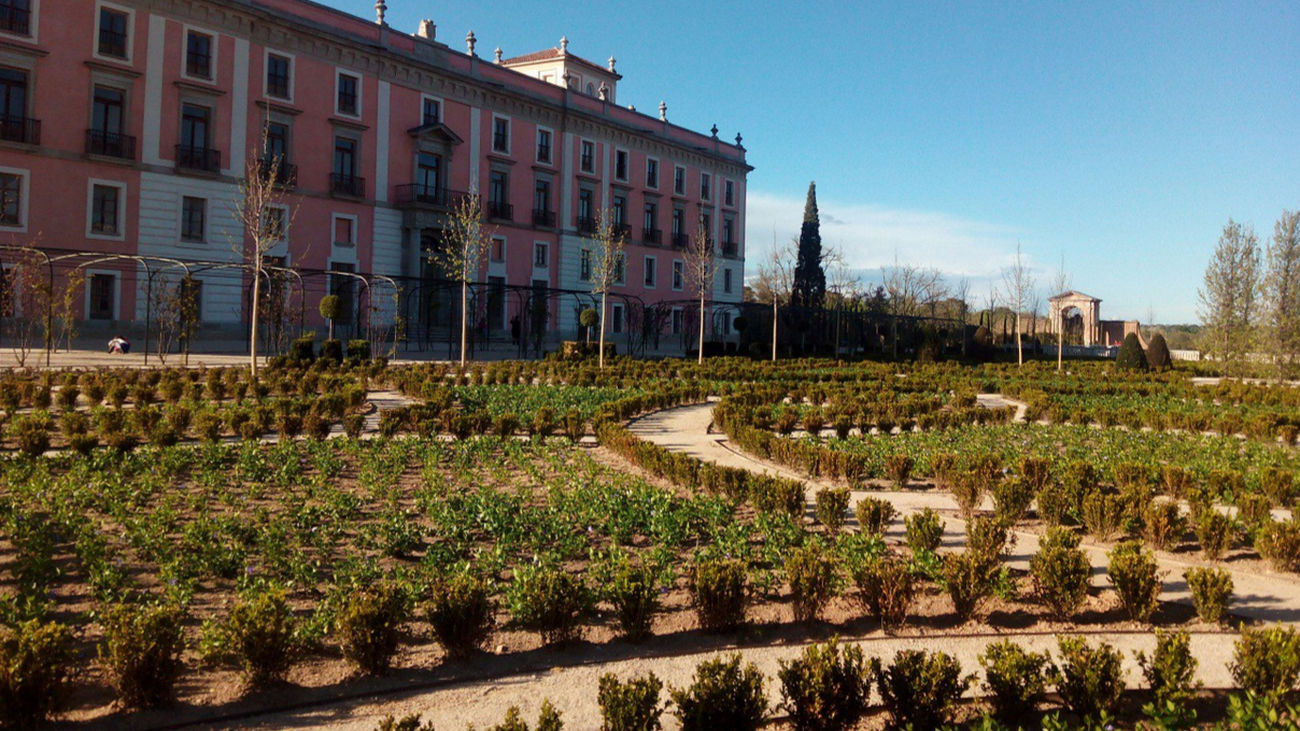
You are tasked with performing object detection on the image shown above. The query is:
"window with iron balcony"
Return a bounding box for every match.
[0,68,39,145]
[642,202,660,244]
[487,171,512,220]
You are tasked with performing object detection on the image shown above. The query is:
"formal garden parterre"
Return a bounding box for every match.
[3,357,1300,729]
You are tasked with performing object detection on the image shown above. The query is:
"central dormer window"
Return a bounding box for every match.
[336,72,359,116]
[492,116,510,153]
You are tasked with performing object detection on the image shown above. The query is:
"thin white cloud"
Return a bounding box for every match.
[744,190,1038,281]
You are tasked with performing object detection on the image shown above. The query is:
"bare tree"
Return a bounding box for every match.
[3,250,46,366]
[233,126,297,380]
[1000,242,1036,366]
[53,269,83,353]
[434,190,492,366]
[752,234,796,361]
[682,216,717,364]
[882,255,948,318]
[589,208,627,368]
[1198,219,1260,373]
[150,273,199,364]
[823,244,862,356]
[1051,253,1071,371]
[1262,210,1300,377]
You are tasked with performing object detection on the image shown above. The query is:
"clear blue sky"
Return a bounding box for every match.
[328,1,1299,323]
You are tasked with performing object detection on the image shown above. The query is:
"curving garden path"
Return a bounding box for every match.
[201,398,1300,730]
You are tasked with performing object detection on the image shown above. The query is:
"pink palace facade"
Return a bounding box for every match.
[0,0,749,356]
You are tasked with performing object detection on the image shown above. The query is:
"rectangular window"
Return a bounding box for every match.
[580,249,591,281]
[612,195,626,226]
[264,121,289,162]
[490,237,505,263]
[180,103,210,149]
[533,178,552,224]
[416,152,441,193]
[723,218,735,244]
[723,268,733,294]
[646,159,658,188]
[97,6,129,59]
[261,206,286,241]
[421,97,441,126]
[580,140,595,173]
[611,303,624,334]
[330,262,356,324]
[332,136,356,177]
[671,308,683,335]
[92,85,124,137]
[180,196,205,242]
[672,260,683,290]
[643,202,658,241]
[185,30,213,79]
[0,67,29,144]
[615,253,625,285]
[534,242,548,268]
[701,173,711,201]
[266,53,291,99]
[336,72,359,116]
[644,255,656,288]
[536,128,552,163]
[88,273,115,320]
[725,179,735,206]
[614,149,628,181]
[492,116,509,153]
[674,166,686,195]
[333,215,355,246]
[578,188,594,232]
[488,170,509,219]
[672,208,684,236]
[0,0,32,36]
[90,184,120,235]
[0,171,21,226]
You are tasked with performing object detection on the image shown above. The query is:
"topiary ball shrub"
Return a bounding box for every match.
[905,508,944,555]
[1107,541,1163,623]
[1184,566,1234,624]
[1115,332,1149,371]
[855,497,897,537]
[814,487,851,534]
[1056,635,1126,721]
[669,654,766,731]
[1136,629,1201,710]
[777,638,870,731]
[1030,527,1091,620]
[1146,332,1172,371]
[785,540,840,623]
[871,649,973,730]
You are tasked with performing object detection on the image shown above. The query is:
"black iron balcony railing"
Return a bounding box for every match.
[642,228,662,245]
[614,223,632,239]
[722,240,739,257]
[175,144,221,172]
[255,158,297,187]
[85,129,135,159]
[670,232,689,249]
[576,216,597,234]
[394,184,470,209]
[0,7,31,35]
[0,116,39,145]
[330,173,366,197]
[532,208,556,228]
[486,200,513,221]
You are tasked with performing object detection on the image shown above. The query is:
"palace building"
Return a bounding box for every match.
[0,0,749,356]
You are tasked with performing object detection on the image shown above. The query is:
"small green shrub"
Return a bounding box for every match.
[1116,332,1149,370]
[0,619,73,727]
[1030,527,1091,620]
[371,714,437,731]
[598,556,661,643]
[1143,501,1186,552]
[336,582,409,675]
[1107,541,1162,623]
[482,700,564,731]
[1184,566,1233,624]
[905,508,944,554]
[1194,509,1236,561]
[1082,492,1122,541]
[215,588,297,686]
[425,569,494,659]
[785,540,840,622]
[1036,482,1074,526]
[1056,635,1125,721]
[1257,520,1300,572]
[669,654,766,731]
[851,554,914,629]
[598,672,664,731]
[854,496,896,536]
[871,649,973,730]
[966,516,1010,566]
[951,470,985,520]
[992,476,1034,525]
[690,558,748,632]
[1136,629,1200,709]
[1218,691,1300,730]
[942,550,997,622]
[1261,466,1295,506]
[9,414,50,457]
[883,453,914,488]
[98,602,187,709]
[979,639,1056,722]
[1230,625,1300,697]
[506,561,591,645]
[777,638,870,731]
[814,487,851,533]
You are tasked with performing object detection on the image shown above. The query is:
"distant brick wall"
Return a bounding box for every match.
[1099,320,1145,348]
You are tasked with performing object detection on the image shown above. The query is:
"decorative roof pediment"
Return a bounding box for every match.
[407,123,463,145]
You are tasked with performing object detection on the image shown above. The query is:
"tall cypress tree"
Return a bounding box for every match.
[793,181,826,308]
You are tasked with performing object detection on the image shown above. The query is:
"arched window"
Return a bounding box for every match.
[586,82,595,95]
